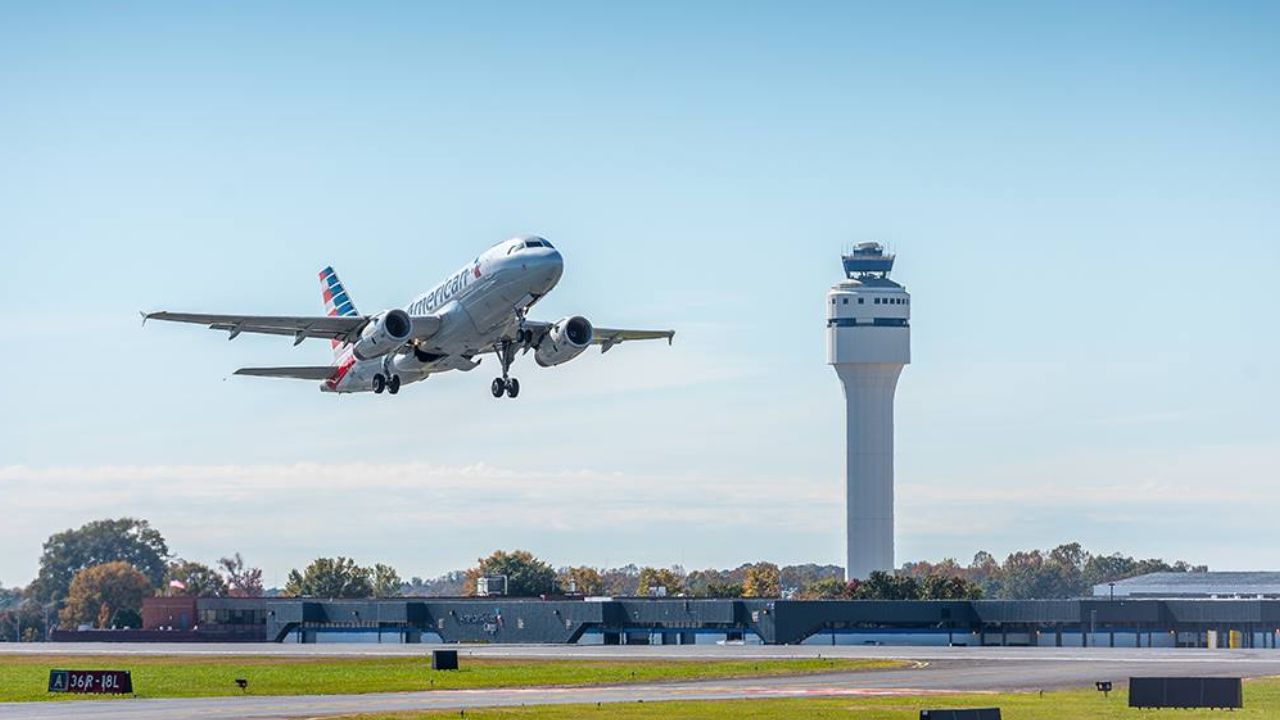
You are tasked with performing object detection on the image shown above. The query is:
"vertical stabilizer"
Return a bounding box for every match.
[319,266,359,357]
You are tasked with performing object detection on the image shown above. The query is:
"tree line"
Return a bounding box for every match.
[1,518,271,639]
[900,542,1208,600]
[0,517,1209,641]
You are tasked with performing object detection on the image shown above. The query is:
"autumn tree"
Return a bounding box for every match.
[705,582,744,597]
[0,582,48,642]
[59,562,151,629]
[403,570,467,596]
[558,566,604,595]
[780,564,844,595]
[635,567,685,596]
[32,518,169,604]
[165,560,228,597]
[0,582,20,611]
[853,571,921,600]
[370,564,404,598]
[218,553,265,597]
[742,562,781,598]
[464,550,556,597]
[798,577,848,599]
[966,551,1002,597]
[284,557,373,598]
[920,574,983,600]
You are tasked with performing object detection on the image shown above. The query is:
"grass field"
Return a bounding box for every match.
[0,655,901,702]
[341,679,1280,719]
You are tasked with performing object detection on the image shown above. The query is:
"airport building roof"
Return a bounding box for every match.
[1095,572,1280,598]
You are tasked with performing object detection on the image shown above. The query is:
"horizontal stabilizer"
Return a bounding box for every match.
[234,366,338,381]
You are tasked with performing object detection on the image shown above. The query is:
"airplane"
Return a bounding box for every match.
[143,235,674,398]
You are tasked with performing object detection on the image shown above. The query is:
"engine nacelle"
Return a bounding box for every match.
[535,315,593,367]
[353,308,412,360]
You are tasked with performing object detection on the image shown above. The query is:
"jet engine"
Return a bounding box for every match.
[353,309,412,360]
[535,315,593,367]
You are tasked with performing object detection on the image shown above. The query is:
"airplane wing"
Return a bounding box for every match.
[590,327,676,353]
[525,321,675,353]
[234,366,338,380]
[142,311,367,345]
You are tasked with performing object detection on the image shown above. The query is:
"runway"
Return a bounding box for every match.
[4,645,1280,719]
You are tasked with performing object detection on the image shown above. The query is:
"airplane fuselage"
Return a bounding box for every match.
[325,236,563,393]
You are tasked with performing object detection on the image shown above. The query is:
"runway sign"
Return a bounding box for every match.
[47,669,133,694]
[1129,677,1242,709]
[919,709,1001,720]
[432,650,459,670]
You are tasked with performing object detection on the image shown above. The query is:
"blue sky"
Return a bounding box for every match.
[1,2,1277,586]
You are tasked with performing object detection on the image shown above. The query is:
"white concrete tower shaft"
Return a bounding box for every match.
[826,243,910,580]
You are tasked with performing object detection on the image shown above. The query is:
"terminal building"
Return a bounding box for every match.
[1095,572,1280,599]
[50,590,1280,649]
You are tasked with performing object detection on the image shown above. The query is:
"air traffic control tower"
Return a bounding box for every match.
[827,243,910,580]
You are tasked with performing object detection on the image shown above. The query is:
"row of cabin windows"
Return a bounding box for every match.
[835,296,910,306]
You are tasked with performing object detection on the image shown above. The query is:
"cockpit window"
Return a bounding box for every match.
[508,238,554,253]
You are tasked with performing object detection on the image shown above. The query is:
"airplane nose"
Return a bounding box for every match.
[544,249,564,286]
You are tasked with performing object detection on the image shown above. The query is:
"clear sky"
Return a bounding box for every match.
[1,2,1277,587]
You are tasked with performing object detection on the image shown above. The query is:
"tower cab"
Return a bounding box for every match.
[827,242,911,365]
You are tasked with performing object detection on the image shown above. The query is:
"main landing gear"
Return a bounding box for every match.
[372,374,401,395]
[491,337,521,399]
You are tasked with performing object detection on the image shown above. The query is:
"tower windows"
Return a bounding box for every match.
[842,298,848,305]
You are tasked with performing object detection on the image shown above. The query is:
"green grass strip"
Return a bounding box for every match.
[338,678,1280,720]
[0,655,900,702]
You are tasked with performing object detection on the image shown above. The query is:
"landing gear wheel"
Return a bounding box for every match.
[372,374,386,394]
[505,377,520,398]
[387,375,401,395]
[491,378,506,398]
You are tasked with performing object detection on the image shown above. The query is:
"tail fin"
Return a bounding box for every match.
[319,266,359,357]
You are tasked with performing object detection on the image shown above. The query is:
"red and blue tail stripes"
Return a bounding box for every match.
[319,266,358,355]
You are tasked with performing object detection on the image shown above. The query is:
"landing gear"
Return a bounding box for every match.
[387,375,401,395]
[372,374,386,394]
[490,376,520,398]
[491,337,521,399]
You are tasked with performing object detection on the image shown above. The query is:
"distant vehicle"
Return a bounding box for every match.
[145,236,674,398]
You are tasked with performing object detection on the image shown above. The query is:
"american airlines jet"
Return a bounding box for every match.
[144,235,674,398]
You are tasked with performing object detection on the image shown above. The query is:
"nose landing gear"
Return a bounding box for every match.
[491,337,521,399]
[491,376,520,398]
